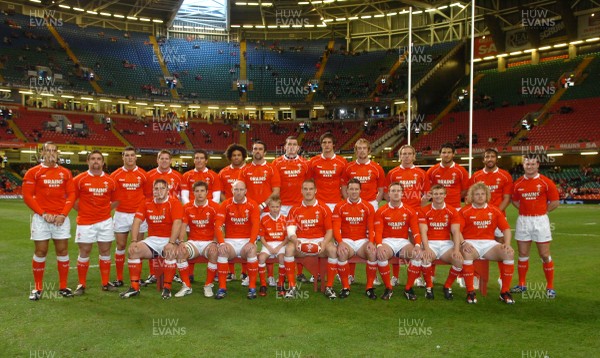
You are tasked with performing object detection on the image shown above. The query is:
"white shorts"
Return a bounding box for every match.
[466,239,500,258]
[280,205,293,216]
[325,203,336,212]
[186,240,215,258]
[30,213,71,241]
[142,236,169,257]
[342,238,369,253]
[382,238,411,256]
[75,218,114,243]
[368,200,379,211]
[225,238,250,257]
[113,211,148,234]
[428,240,455,260]
[494,227,503,238]
[260,241,285,257]
[515,215,553,243]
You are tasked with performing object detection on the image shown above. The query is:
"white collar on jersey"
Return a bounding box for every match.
[122,166,138,172]
[524,173,540,180]
[471,203,488,209]
[194,167,208,173]
[233,197,248,204]
[432,203,447,210]
[302,199,319,207]
[252,161,267,167]
[229,163,246,170]
[388,202,404,209]
[157,168,172,174]
[483,167,499,174]
[356,159,371,165]
[193,200,209,208]
[320,153,336,160]
[87,170,105,177]
[400,164,416,169]
[41,163,58,169]
[283,154,298,160]
[269,212,282,221]
[440,162,456,169]
[346,198,362,205]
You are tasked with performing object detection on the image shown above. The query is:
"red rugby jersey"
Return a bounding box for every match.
[374,203,421,245]
[182,200,220,241]
[512,174,559,216]
[23,163,75,216]
[73,171,117,225]
[332,199,375,243]
[287,200,333,239]
[110,166,148,213]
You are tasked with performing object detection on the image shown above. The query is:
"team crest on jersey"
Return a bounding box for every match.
[536,184,542,192]
[59,172,64,178]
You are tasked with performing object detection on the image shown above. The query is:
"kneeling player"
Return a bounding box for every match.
[460,183,515,304]
[258,196,288,297]
[284,179,338,299]
[418,185,464,300]
[120,179,183,299]
[333,179,377,299]
[174,181,220,298]
[374,182,423,300]
[214,181,260,299]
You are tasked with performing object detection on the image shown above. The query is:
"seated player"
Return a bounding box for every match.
[257,196,288,297]
[459,182,515,304]
[283,179,338,299]
[374,182,423,300]
[175,181,220,298]
[120,179,183,299]
[333,179,377,299]
[418,185,464,300]
[214,180,260,299]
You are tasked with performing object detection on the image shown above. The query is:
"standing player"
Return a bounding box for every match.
[308,132,347,212]
[181,149,221,205]
[257,196,288,297]
[283,179,338,299]
[418,185,464,300]
[180,149,222,283]
[214,180,261,299]
[72,150,119,295]
[174,181,220,298]
[23,142,76,300]
[374,182,423,300]
[120,179,184,299]
[307,132,347,284]
[332,179,377,299]
[340,139,384,284]
[146,150,183,199]
[239,140,280,213]
[386,144,430,286]
[468,148,513,287]
[272,136,309,216]
[341,138,386,210]
[459,183,515,304]
[110,146,149,287]
[218,143,248,281]
[510,154,560,298]
[219,144,248,201]
[144,149,183,285]
[426,143,469,208]
[272,136,310,285]
[426,142,469,287]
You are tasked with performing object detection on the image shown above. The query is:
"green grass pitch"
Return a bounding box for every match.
[0,200,598,357]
